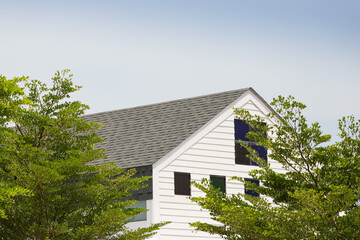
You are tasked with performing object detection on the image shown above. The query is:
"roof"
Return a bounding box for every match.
[83,88,250,168]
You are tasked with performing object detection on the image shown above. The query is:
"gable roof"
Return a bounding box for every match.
[83,88,250,168]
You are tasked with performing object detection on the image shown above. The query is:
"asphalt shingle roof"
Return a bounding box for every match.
[83,88,249,168]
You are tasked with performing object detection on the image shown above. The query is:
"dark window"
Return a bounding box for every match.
[251,145,268,162]
[210,175,226,194]
[244,178,260,197]
[235,143,250,165]
[235,119,250,141]
[235,143,268,166]
[256,122,268,139]
[234,119,267,165]
[174,172,191,195]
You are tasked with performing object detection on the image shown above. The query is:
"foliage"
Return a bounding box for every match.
[0,70,166,240]
[0,75,32,219]
[190,96,360,240]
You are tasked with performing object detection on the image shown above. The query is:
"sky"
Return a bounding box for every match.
[1,0,359,142]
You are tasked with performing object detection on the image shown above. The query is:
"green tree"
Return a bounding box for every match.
[0,75,32,219]
[0,70,166,240]
[191,96,360,240]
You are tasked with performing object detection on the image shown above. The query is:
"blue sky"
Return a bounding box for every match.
[1,0,359,142]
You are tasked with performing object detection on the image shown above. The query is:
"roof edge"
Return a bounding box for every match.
[246,88,281,120]
[83,88,251,118]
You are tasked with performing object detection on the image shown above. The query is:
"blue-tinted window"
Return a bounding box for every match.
[234,119,267,165]
[244,179,260,197]
[251,145,267,162]
[234,119,250,141]
[128,200,147,222]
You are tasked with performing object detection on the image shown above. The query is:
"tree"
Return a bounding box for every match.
[0,70,166,240]
[0,75,32,219]
[190,96,360,240]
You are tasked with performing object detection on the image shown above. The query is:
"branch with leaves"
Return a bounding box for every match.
[0,70,167,240]
[191,95,360,240]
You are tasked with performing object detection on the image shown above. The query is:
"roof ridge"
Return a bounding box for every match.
[83,87,251,117]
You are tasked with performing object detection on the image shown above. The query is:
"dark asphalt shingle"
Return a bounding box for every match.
[83,88,249,168]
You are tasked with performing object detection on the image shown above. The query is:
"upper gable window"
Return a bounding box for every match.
[234,119,267,166]
[174,172,191,196]
[235,143,257,165]
[235,119,251,142]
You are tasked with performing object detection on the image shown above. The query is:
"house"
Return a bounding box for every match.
[83,88,281,240]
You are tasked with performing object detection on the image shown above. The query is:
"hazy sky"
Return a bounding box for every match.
[1,0,359,142]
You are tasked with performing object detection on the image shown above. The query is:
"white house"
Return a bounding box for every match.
[83,88,282,240]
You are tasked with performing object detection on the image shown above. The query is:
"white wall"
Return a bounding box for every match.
[152,91,283,240]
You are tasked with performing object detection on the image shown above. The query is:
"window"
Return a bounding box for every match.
[234,119,267,166]
[174,172,191,195]
[210,175,226,194]
[128,200,147,222]
[244,178,260,197]
[235,118,251,142]
[235,143,257,165]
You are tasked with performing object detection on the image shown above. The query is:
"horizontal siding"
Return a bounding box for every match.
[212,126,234,134]
[165,222,220,230]
[170,159,235,169]
[158,187,204,195]
[184,149,234,158]
[159,234,219,240]
[198,137,234,145]
[160,231,219,240]
[247,109,267,118]
[160,215,216,224]
[159,171,223,180]
[160,208,210,218]
[163,164,256,175]
[205,132,234,140]
[218,119,234,127]
[160,202,206,211]
[243,102,260,111]
[156,99,278,240]
[192,142,234,152]
[177,153,233,163]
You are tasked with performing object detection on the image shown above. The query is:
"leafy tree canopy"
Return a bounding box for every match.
[191,96,360,240]
[0,70,166,240]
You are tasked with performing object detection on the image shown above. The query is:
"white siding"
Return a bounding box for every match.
[153,95,282,240]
